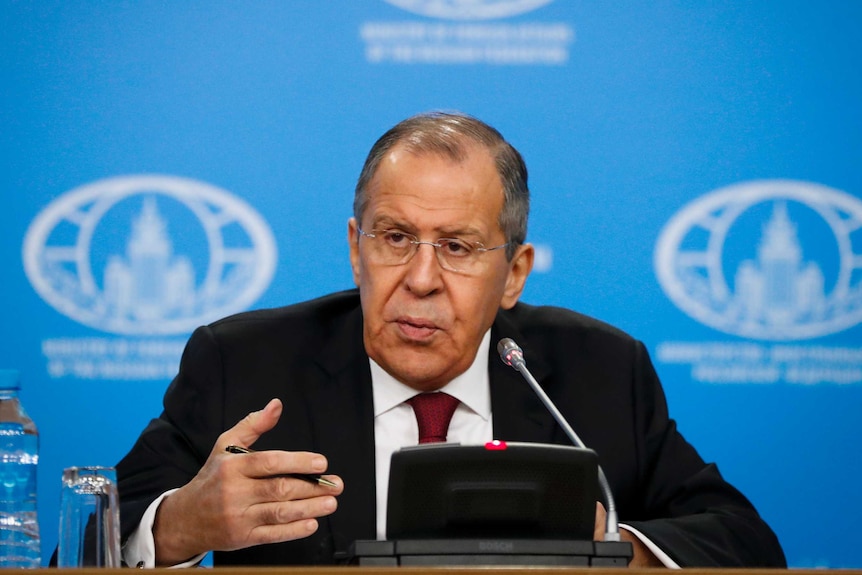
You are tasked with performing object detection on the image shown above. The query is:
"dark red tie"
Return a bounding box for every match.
[407,392,460,444]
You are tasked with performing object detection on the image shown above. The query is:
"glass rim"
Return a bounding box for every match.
[63,465,116,472]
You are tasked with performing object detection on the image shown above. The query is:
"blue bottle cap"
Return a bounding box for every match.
[0,370,21,391]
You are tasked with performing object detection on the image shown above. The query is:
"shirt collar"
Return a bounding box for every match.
[370,330,492,420]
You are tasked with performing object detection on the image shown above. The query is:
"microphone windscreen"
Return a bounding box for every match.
[497,338,522,366]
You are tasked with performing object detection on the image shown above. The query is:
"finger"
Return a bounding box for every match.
[218,398,283,452]
[252,473,343,503]
[234,495,339,548]
[248,519,320,547]
[251,494,339,529]
[238,450,330,481]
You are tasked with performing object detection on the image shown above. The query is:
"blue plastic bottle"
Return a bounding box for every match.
[0,370,41,568]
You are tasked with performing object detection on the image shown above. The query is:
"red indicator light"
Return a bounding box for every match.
[485,440,508,450]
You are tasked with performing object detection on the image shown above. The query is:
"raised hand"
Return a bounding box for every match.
[152,399,343,565]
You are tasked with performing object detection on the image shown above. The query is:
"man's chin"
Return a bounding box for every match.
[406,378,456,392]
[375,352,460,391]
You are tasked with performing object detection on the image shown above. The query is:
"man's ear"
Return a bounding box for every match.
[348,218,361,287]
[500,243,534,309]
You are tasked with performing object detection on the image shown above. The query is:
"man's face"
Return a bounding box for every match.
[348,143,533,391]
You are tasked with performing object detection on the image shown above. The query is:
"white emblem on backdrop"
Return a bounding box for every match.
[23,175,277,336]
[362,0,572,65]
[654,180,862,341]
[383,0,554,20]
[653,180,862,386]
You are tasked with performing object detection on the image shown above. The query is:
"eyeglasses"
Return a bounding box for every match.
[356,227,509,274]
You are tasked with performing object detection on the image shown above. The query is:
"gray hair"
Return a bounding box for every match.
[353,111,529,260]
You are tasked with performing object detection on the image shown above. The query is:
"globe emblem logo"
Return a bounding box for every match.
[654,180,862,340]
[382,0,555,20]
[22,175,277,336]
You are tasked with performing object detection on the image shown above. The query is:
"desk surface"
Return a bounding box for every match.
[46,569,862,574]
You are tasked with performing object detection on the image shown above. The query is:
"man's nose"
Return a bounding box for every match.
[403,242,444,295]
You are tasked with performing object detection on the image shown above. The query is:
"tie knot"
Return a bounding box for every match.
[407,392,460,444]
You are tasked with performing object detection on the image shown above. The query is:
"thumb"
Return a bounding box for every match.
[218,398,283,451]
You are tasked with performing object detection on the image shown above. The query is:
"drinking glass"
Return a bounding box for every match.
[57,466,121,567]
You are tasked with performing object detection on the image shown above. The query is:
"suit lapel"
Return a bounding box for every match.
[300,306,377,552]
[489,313,559,444]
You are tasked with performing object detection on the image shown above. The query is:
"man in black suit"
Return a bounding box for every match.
[116,112,786,568]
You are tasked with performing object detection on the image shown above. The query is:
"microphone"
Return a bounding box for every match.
[497,337,621,541]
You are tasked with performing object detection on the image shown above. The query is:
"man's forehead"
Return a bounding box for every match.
[372,141,500,189]
[368,153,503,225]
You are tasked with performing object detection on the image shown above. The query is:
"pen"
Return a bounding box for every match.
[225,445,338,488]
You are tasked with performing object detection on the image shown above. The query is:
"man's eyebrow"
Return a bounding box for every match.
[437,225,484,239]
[369,216,487,239]
[370,216,412,231]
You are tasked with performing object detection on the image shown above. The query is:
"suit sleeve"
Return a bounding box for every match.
[622,340,786,567]
[115,325,226,543]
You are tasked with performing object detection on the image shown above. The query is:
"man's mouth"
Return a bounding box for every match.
[395,317,440,341]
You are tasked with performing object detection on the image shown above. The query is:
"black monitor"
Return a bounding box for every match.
[386,441,599,541]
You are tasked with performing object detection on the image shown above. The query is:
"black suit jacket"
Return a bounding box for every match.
[116,289,785,567]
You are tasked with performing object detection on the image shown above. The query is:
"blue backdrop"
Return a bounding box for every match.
[3,1,861,567]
